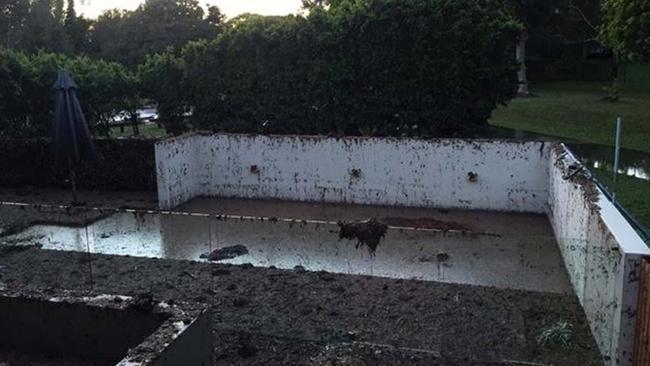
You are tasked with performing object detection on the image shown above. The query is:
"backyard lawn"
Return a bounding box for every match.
[597,173,650,234]
[490,81,650,153]
[491,80,650,236]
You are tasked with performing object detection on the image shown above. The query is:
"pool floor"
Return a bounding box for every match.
[3,197,572,294]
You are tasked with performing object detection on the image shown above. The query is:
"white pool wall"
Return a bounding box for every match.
[156,134,550,212]
[548,144,650,366]
[155,133,649,366]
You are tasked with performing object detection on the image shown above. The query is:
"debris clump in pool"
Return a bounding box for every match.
[201,245,249,261]
[337,218,388,253]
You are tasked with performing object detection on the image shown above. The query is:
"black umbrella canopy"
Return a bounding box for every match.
[52,69,94,163]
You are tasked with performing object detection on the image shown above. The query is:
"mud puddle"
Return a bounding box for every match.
[1,210,572,293]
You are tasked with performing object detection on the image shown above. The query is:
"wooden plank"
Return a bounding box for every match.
[634,258,650,366]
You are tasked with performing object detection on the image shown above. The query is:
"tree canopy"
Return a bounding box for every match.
[0,0,224,66]
[601,0,650,61]
[90,0,222,66]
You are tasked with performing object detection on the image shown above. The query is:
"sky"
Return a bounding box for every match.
[76,0,303,19]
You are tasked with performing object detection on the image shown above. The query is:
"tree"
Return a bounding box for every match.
[0,47,138,137]
[53,0,65,24]
[90,0,223,66]
[0,0,90,54]
[138,50,190,135]
[23,0,72,54]
[0,47,33,136]
[601,0,650,62]
[88,9,134,63]
[206,5,225,31]
[64,0,90,54]
[0,0,30,49]
[66,57,138,135]
[301,0,330,11]
[64,0,75,22]
[507,0,565,95]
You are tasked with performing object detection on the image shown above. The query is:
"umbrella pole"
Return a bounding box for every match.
[68,158,78,203]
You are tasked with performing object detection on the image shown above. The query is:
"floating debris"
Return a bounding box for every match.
[337,218,388,253]
[201,245,249,261]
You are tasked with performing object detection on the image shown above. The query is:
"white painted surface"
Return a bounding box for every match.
[155,134,650,365]
[155,136,201,209]
[156,134,550,212]
[548,144,650,366]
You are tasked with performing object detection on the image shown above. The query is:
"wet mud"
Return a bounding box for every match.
[337,219,388,253]
[0,248,603,365]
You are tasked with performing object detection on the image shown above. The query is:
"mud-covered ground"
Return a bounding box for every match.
[0,247,602,365]
[0,188,603,365]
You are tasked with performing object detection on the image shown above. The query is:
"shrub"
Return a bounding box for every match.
[182,0,520,137]
[0,47,137,137]
[138,50,190,135]
[537,320,573,349]
[0,48,33,137]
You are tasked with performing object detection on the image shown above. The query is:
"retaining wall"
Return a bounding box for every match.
[548,144,650,366]
[0,138,157,191]
[156,134,551,211]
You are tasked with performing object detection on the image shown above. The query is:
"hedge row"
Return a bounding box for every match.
[152,0,520,137]
[1,0,520,138]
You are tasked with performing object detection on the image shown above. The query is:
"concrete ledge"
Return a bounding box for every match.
[0,289,211,366]
[548,143,650,366]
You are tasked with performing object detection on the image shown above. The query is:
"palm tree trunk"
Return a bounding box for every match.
[516,30,530,97]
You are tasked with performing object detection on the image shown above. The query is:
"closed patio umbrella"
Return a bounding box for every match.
[52,69,95,202]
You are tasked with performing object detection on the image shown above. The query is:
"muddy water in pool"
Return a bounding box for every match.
[4,198,572,294]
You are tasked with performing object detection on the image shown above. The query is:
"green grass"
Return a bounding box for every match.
[623,63,650,90]
[592,171,650,238]
[108,124,168,139]
[491,80,650,234]
[490,81,650,153]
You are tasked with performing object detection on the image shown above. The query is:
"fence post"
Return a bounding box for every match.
[613,116,622,200]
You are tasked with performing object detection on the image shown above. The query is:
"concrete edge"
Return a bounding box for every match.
[562,144,649,256]
[0,288,209,366]
[154,131,558,146]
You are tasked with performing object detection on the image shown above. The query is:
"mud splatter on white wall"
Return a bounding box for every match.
[155,134,650,365]
[156,134,550,212]
[548,144,650,366]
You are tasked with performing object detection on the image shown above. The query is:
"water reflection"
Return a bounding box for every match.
[4,211,572,294]
[570,143,650,181]
[486,126,650,181]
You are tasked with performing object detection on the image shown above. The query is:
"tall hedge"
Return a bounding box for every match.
[0,48,137,137]
[3,0,520,139]
[177,0,520,137]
